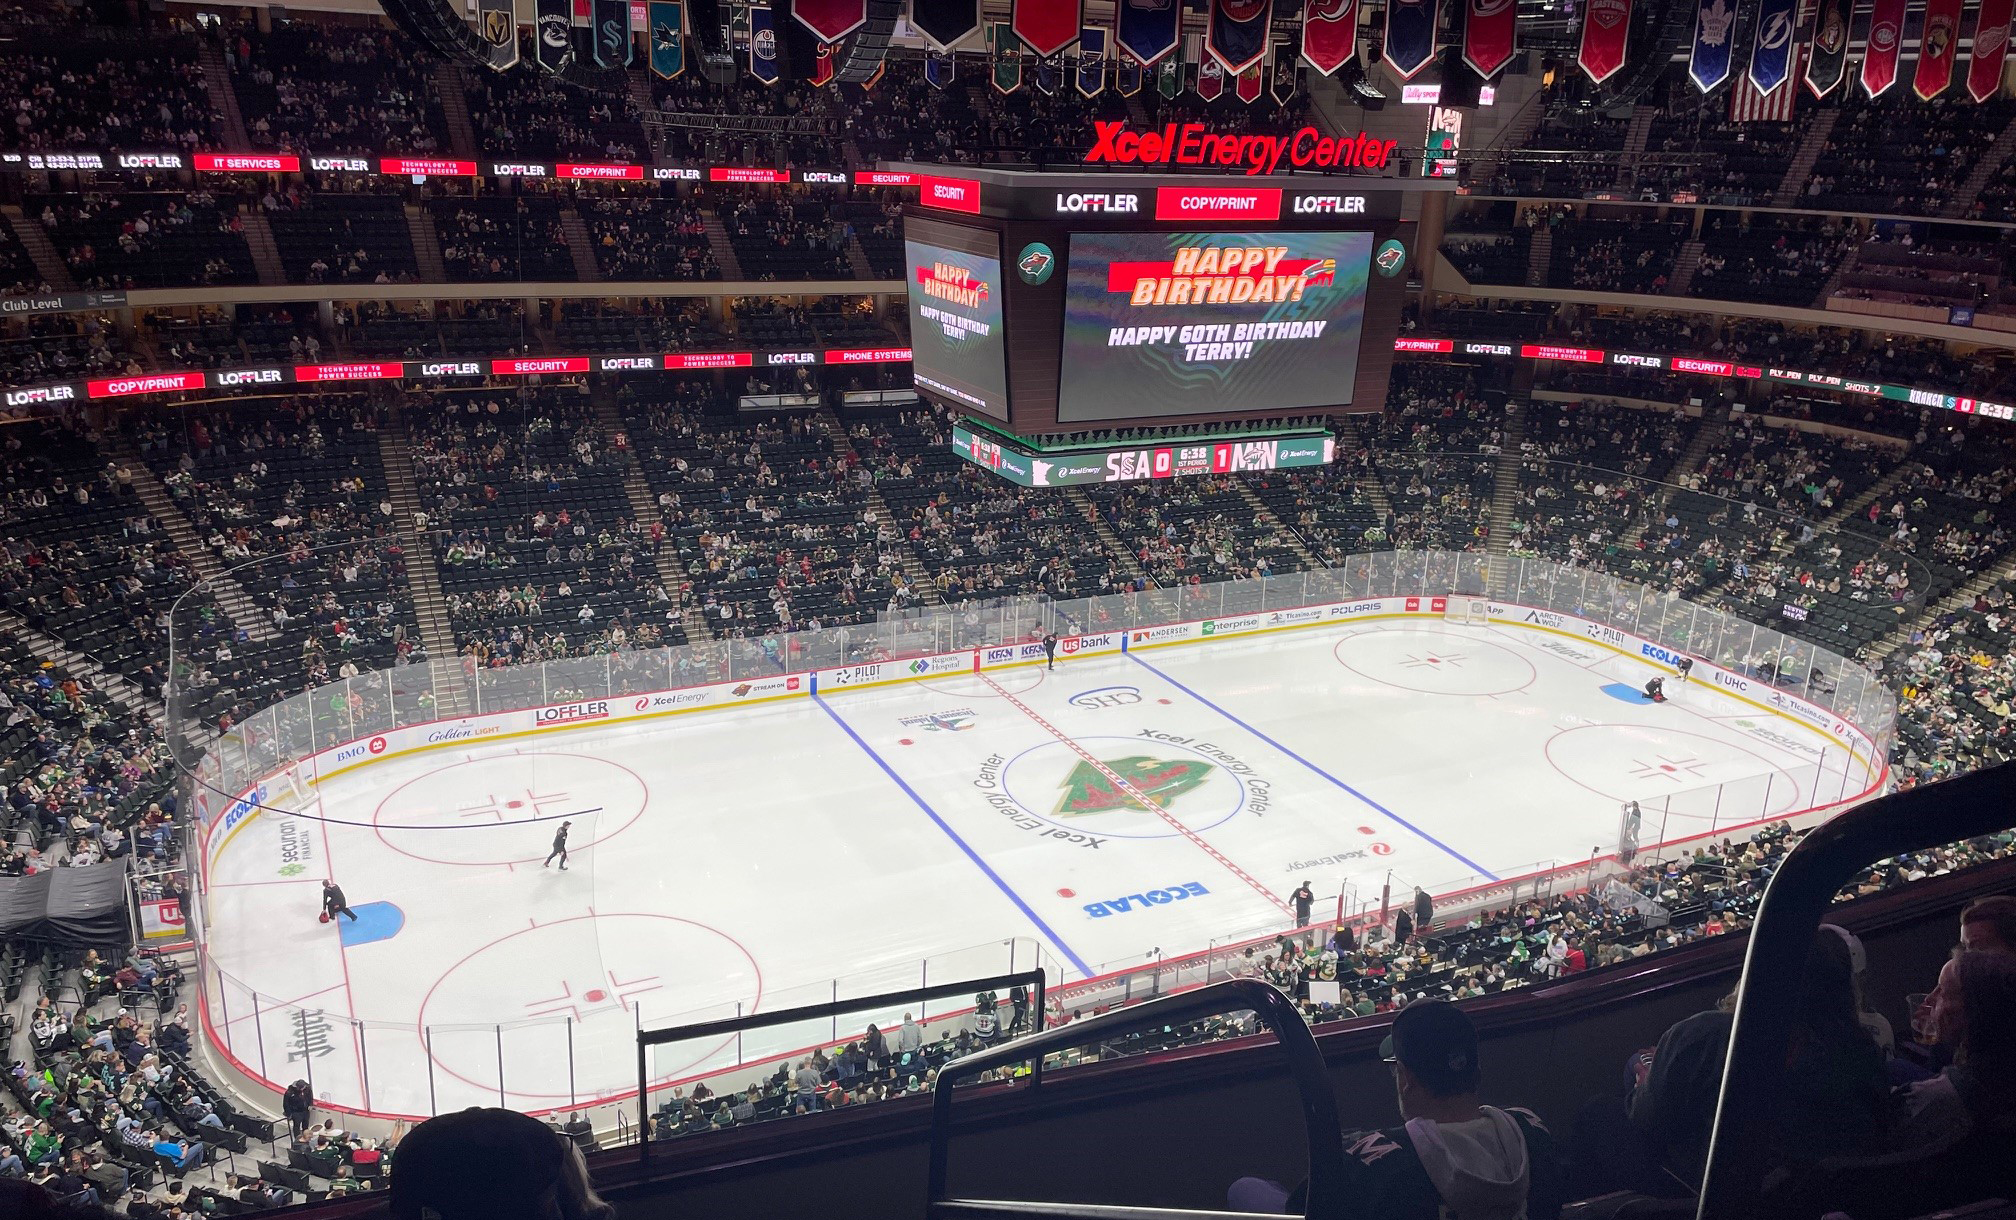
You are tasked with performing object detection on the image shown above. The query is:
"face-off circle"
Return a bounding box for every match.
[997,735,1251,839]
[1332,629,1537,697]
[372,752,649,866]
[1543,724,1803,825]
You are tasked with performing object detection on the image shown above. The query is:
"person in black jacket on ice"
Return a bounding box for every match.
[545,820,571,870]
[321,880,357,923]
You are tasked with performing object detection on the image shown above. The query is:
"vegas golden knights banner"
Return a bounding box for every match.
[1969,0,2014,101]
[991,21,1025,92]
[1577,0,1630,84]
[1462,0,1515,78]
[1860,0,1907,96]
[1300,0,1357,75]
[649,0,685,76]
[1383,0,1437,79]
[1912,0,1962,99]
[593,0,633,67]
[1013,0,1081,57]
[1804,0,1850,96]
[1207,0,1273,74]
[912,0,982,49]
[535,0,575,71]
[1077,26,1108,94]
[478,0,519,69]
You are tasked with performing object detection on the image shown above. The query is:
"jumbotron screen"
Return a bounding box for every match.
[903,216,1010,419]
[1054,230,1373,422]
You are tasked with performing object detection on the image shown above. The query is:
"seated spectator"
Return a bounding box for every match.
[1961,894,2016,954]
[390,1107,611,1220]
[1893,949,2016,1149]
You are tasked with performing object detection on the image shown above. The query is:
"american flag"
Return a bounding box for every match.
[1730,44,1805,121]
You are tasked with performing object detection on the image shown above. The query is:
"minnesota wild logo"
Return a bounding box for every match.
[1054,756,1213,816]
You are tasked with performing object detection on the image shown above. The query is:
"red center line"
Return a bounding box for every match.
[975,671,1292,916]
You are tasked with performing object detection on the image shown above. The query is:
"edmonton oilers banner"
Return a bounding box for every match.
[1077,26,1108,94]
[1301,0,1357,75]
[926,49,957,86]
[912,0,982,49]
[1117,0,1180,65]
[1383,0,1437,78]
[648,0,685,76]
[1913,0,1962,99]
[535,0,574,71]
[1577,0,1631,83]
[1207,0,1273,73]
[477,0,519,69]
[1013,0,1081,58]
[790,0,868,42]
[1687,0,1736,92]
[749,5,780,81]
[1969,0,2014,102]
[1804,0,1850,95]
[1861,0,1906,96]
[1746,0,1795,94]
[1462,0,1516,78]
[593,0,633,67]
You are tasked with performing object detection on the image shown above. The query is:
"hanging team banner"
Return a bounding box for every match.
[749,5,780,81]
[1687,0,1736,92]
[1034,54,1061,91]
[1804,0,1851,95]
[911,0,981,49]
[1746,0,1795,94]
[648,0,685,76]
[1577,0,1631,83]
[1272,40,1299,100]
[535,0,574,71]
[864,58,888,87]
[1301,0,1358,75]
[990,21,1024,92]
[1235,61,1265,100]
[1913,0,1963,99]
[593,0,633,66]
[1384,0,1438,80]
[1116,57,1144,92]
[477,0,519,69]
[1462,0,1516,78]
[791,0,868,42]
[1197,55,1226,97]
[1118,0,1180,65]
[1207,0,1273,74]
[1078,27,1108,94]
[1157,54,1182,95]
[1969,0,2014,101]
[1013,0,1081,57]
[1861,0,1907,95]
[812,39,836,85]
[925,49,957,87]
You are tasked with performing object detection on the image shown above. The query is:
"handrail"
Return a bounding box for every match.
[926,979,1345,1220]
[1697,762,2016,1218]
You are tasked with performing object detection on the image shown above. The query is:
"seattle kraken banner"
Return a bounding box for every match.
[1117,0,1180,65]
[1206,0,1273,74]
[535,0,574,71]
[1577,0,1631,83]
[749,5,780,82]
[990,21,1024,92]
[593,0,633,67]
[1746,0,1795,94]
[1687,0,1736,92]
[477,0,519,69]
[1300,0,1357,75]
[790,0,868,42]
[1077,26,1108,94]
[1969,0,2014,102]
[1861,0,1906,96]
[1013,0,1081,57]
[925,49,957,87]
[1913,0,1963,99]
[1272,40,1298,100]
[1116,57,1143,93]
[912,0,982,49]
[1462,0,1516,78]
[1383,0,1437,80]
[648,0,685,76]
[1804,0,1850,95]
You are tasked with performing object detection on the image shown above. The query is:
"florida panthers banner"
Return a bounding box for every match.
[1805,0,1850,95]
[1576,0,1630,82]
[1462,0,1516,78]
[1117,0,1181,65]
[1969,0,2014,101]
[1207,0,1273,73]
[911,0,981,50]
[1301,0,1358,74]
[648,0,685,76]
[535,0,574,71]
[1861,0,1906,95]
[593,0,633,66]
[1013,0,1081,57]
[749,5,779,81]
[477,0,519,69]
[1272,40,1299,99]
[1383,0,1437,79]
[1913,0,1963,99]
[991,21,1025,91]
[1078,26,1108,94]
[1687,0,1735,92]
[926,49,957,86]
[1746,0,1795,94]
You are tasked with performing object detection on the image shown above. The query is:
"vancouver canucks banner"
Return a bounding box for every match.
[648,0,685,75]
[1013,0,1081,57]
[1383,0,1437,80]
[1577,0,1631,83]
[593,0,633,66]
[1913,0,1963,99]
[1197,54,1226,97]
[789,0,867,42]
[1804,0,1850,95]
[925,49,956,87]
[1745,0,1795,94]
[912,0,981,49]
[749,5,779,81]
[1687,0,1736,92]
[1207,0,1273,73]
[1301,0,1357,74]
[535,0,574,71]
[1034,54,1061,91]
[1077,26,1108,94]
[1272,40,1299,99]
[1156,54,1182,95]
[1969,0,2014,101]
[1462,0,1516,78]
[1118,0,1180,65]
[1861,0,1906,95]
[477,0,519,69]
[1116,57,1144,92]
[1235,61,1265,100]
[990,21,1024,92]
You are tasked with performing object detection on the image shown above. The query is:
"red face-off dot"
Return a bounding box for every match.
[584,989,607,1003]
[898,738,914,746]
[1057,888,1075,898]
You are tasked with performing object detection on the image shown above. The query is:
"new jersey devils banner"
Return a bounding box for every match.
[1861,0,1906,95]
[1078,26,1108,94]
[912,0,982,50]
[1197,55,1227,97]
[648,0,684,76]
[478,0,519,69]
[1969,0,2013,101]
[1577,0,1631,83]
[749,5,780,81]
[1804,0,1850,95]
[1687,0,1736,92]
[1746,0,1795,94]
[1013,0,1081,57]
[1117,0,1181,65]
[1207,0,1274,73]
[1913,0,1963,99]
[535,0,574,71]
[1462,0,1516,78]
[1301,0,1358,74]
[1383,0,1437,79]
[593,0,633,66]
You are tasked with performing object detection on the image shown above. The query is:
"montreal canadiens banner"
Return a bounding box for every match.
[593,0,633,67]
[790,0,867,41]
[1969,0,2014,102]
[1117,0,1180,66]
[1078,26,1108,94]
[1013,0,1081,58]
[1746,0,1795,94]
[749,5,779,82]
[1462,0,1516,78]
[1805,0,1850,96]
[535,0,574,72]
[477,0,519,69]
[1861,0,1906,96]
[1913,0,1963,99]
[1207,0,1273,73]
[1577,0,1630,83]
[1687,0,1735,92]
[1301,0,1358,75]
[648,0,685,76]
[1383,0,1437,79]
[912,0,981,49]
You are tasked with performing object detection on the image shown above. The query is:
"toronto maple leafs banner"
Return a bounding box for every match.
[1272,40,1299,100]
[1197,54,1226,97]
[648,0,685,76]
[477,0,519,70]
[535,0,574,72]
[1746,0,1794,94]
[1861,0,1906,96]
[1207,0,1273,73]
[1383,0,1437,80]
[991,21,1024,92]
[912,0,981,49]
[593,0,633,67]
[1804,0,1850,96]
[1117,0,1181,65]
[1301,0,1358,75]
[1577,0,1630,83]
[1116,57,1144,92]
[1077,26,1108,94]
[749,4,779,82]
[1013,0,1081,58]
[1913,0,1962,99]
[1462,0,1516,78]
[925,48,957,86]
[1688,0,1736,93]
[1969,0,2014,101]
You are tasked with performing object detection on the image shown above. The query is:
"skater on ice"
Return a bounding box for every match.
[545,820,572,870]
[321,880,357,924]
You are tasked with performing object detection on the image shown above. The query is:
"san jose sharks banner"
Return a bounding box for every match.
[912,0,981,49]
[1197,54,1226,97]
[1804,0,1850,95]
[1969,0,2014,101]
[990,21,1024,92]
[1013,0,1081,57]
[593,0,633,66]
[1913,0,1963,99]
[477,0,519,69]
[648,0,685,76]
[1861,0,1906,95]
[1207,0,1273,73]
[1745,0,1795,94]
[1301,0,1357,75]
[1077,26,1108,94]
[790,0,867,42]
[749,5,779,81]
[535,0,574,71]
[1116,57,1143,92]
[1688,0,1736,92]
[1577,0,1631,83]
[1462,0,1516,78]
[1272,40,1299,99]
[1383,0,1437,80]
[925,49,956,86]
[1118,0,1180,65]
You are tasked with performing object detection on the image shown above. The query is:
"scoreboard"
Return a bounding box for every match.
[951,419,1335,488]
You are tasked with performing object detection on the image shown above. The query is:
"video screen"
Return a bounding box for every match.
[1055,230,1373,422]
[903,216,1009,419]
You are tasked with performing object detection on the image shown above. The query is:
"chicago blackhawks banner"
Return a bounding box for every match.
[1077,26,1108,94]
[1117,0,1181,65]
[648,0,685,76]
[1197,55,1226,97]
[1235,61,1265,99]
[1116,58,1144,92]
[925,49,957,87]
[790,0,867,41]
[1913,0,1962,99]
[1272,40,1299,99]
[1383,0,1437,80]
[1013,0,1081,57]
[912,0,982,50]
[749,5,780,81]
[990,21,1025,91]
[1861,0,1906,95]
[535,0,574,72]
[1207,0,1273,73]
[1577,0,1631,83]
[1746,0,1795,95]
[1301,0,1358,75]
[1462,0,1516,78]
[1969,0,2014,101]
[1687,0,1735,92]
[1805,0,1850,95]
[593,0,633,67]
[477,0,519,70]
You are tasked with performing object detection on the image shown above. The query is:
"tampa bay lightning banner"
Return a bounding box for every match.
[1077,26,1108,94]
[535,0,575,71]
[477,0,519,69]
[1687,0,1737,92]
[925,49,956,87]
[593,0,633,67]
[1117,0,1181,65]
[1746,0,1795,94]
[649,0,685,76]
[1207,0,1273,74]
[749,5,780,82]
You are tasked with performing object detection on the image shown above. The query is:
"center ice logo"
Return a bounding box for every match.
[1054,756,1214,815]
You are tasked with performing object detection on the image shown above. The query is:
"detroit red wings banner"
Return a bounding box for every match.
[1913,0,1963,99]
[1013,0,1082,57]
[1462,0,1516,77]
[1301,0,1358,74]
[788,0,866,42]
[1969,0,2014,102]
[1860,0,1906,96]
[1577,0,1631,83]
[1207,0,1274,74]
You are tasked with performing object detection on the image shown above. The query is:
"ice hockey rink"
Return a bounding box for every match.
[198,613,1878,1118]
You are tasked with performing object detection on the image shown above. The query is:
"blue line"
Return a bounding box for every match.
[1127,652,1498,881]
[812,693,1094,977]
